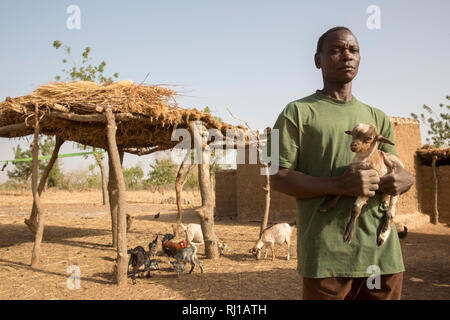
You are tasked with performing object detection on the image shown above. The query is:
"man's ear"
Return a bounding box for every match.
[377,135,395,145]
[314,53,321,69]
[345,130,353,135]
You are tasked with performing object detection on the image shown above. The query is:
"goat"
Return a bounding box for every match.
[127,246,154,285]
[148,234,159,257]
[320,123,404,246]
[250,222,295,261]
[170,244,204,276]
[179,223,228,256]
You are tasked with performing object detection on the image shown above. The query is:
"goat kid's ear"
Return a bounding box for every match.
[345,130,353,136]
[376,135,395,145]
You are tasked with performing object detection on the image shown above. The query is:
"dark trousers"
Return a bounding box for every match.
[302,272,403,300]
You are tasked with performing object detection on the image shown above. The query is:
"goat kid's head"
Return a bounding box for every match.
[249,240,264,260]
[345,124,394,154]
[218,241,228,256]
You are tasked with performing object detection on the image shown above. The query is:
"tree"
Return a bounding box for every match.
[411,96,450,147]
[53,40,120,203]
[123,165,144,189]
[146,158,178,188]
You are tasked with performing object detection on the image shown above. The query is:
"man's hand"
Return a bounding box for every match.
[379,166,414,196]
[339,168,380,198]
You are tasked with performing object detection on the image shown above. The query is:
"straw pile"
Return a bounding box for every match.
[0,81,245,151]
[416,144,450,166]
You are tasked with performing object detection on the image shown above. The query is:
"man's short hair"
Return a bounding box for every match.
[316,26,353,54]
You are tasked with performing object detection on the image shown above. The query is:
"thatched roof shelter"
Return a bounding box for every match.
[0,80,250,286]
[0,80,245,153]
[416,144,450,166]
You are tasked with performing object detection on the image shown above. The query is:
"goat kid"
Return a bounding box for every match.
[148,234,159,257]
[250,222,295,261]
[179,223,228,256]
[127,246,158,285]
[320,123,404,246]
[170,244,204,277]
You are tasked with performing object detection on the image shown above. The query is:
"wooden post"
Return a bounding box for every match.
[25,137,64,234]
[93,148,108,206]
[259,128,271,236]
[30,105,45,268]
[174,151,195,236]
[107,151,119,248]
[431,155,439,224]
[190,121,219,259]
[105,108,128,285]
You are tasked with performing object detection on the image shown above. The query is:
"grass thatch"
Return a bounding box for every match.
[416,144,450,166]
[0,81,245,151]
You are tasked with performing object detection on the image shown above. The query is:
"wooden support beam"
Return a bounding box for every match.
[189,121,219,259]
[25,137,65,234]
[0,122,30,135]
[30,105,45,268]
[105,108,128,286]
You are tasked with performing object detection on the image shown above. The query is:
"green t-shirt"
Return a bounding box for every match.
[263,90,405,278]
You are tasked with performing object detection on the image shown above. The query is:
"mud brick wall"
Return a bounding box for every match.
[214,169,237,217]
[390,118,422,215]
[417,165,450,223]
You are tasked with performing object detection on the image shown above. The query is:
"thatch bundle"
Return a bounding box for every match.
[0,81,245,152]
[416,144,450,166]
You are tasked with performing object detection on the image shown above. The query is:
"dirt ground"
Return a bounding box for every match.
[0,190,448,300]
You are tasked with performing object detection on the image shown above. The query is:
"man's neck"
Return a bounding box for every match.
[320,81,353,102]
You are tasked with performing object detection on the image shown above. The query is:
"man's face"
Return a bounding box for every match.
[315,30,360,84]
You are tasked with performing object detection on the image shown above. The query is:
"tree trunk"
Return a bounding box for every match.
[190,121,219,259]
[105,109,128,286]
[93,148,108,206]
[107,152,119,248]
[259,128,271,236]
[30,105,45,268]
[431,156,439,224]
[25,137,64,234]
[174,159,185,237]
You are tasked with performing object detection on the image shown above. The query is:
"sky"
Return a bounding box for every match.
[0,0,449,183]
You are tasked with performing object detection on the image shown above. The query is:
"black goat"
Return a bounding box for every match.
[127,246,158,285]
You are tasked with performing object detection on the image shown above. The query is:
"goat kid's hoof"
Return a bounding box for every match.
[377,230,391,246]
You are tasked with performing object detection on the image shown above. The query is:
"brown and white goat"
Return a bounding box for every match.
[320,123,404,246]
[250,222,295,260]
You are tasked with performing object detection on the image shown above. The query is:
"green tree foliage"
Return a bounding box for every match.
[146,159,178,187]
[123,165,144,189]
[7,137,64,188]
[53,40,119,83]
[411,96,450,147]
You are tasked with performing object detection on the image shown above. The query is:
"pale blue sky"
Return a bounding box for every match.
[1,0,449,182]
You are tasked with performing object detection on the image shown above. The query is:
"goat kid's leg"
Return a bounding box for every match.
[319,195,341,212]
[344,197,368,243]
[189,260,195,274]
[286,239,291,261]
[195,256,204,273]
[377,195,398,246]
[271,243,276,261]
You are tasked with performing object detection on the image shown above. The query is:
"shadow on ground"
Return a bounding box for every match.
[0,224,110,249]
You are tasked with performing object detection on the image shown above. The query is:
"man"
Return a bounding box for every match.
[264,26,414,300]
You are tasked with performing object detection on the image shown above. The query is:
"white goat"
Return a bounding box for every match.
[179,223,228,255]
[320,123,404,246]
[250,222,295,261]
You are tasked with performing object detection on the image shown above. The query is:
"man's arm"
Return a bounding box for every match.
[270,167,381,199]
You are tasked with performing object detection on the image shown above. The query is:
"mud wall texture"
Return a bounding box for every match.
[417,165,450,224]
[214,169,237,217]
[390,118,422,215]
